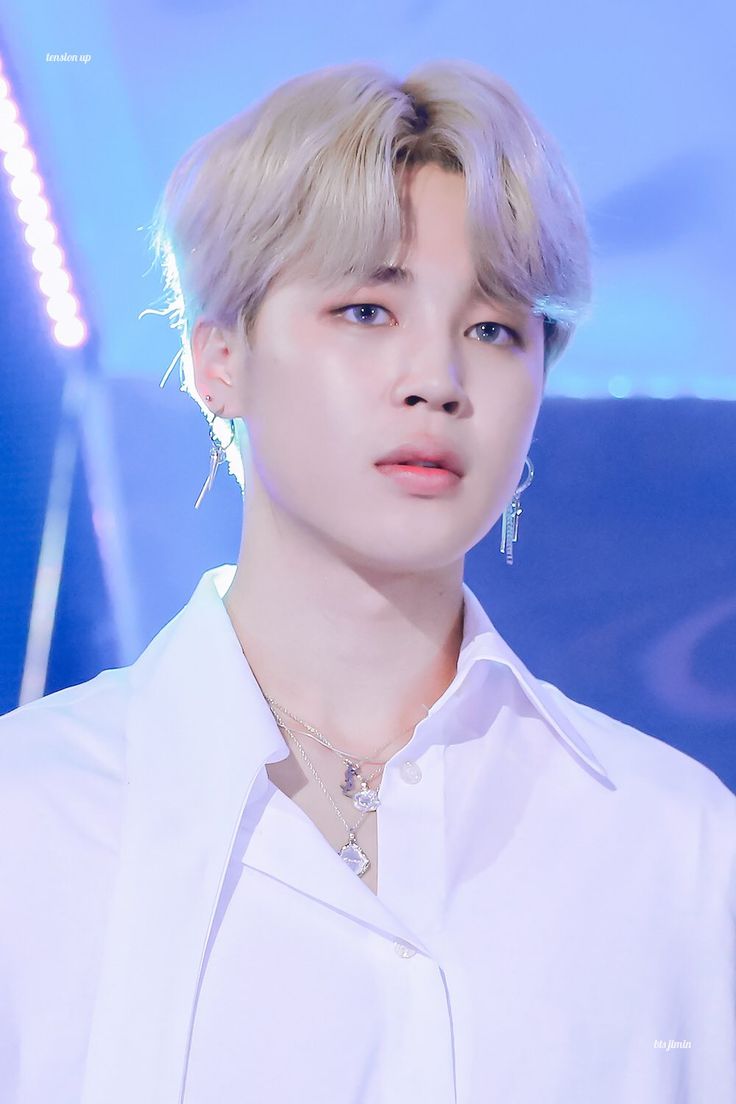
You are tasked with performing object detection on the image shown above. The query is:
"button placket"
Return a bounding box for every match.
[381,745,444,941]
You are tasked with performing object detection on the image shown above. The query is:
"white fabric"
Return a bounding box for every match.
[1,563,734,1104]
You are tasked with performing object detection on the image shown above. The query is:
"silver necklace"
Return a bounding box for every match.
[274,718,377,877]
[266,695,403,813]
[265,697,418,878]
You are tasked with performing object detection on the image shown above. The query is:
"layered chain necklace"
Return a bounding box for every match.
[265,695,421,878]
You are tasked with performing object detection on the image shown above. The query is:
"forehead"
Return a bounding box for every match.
[389,162,471,260]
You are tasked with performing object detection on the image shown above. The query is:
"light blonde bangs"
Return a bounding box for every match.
[147,60,592,492]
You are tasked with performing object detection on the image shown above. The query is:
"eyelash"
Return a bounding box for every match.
[332,303,520,346]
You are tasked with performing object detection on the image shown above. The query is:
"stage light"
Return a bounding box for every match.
[0,55,88,349]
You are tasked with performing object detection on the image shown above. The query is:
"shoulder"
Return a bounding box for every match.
[539,676,736,837]
[0,665,131,780]
[0,664,132,910]
[0,667,131,850]
[0,669,132,1085]
[539,679,736,920]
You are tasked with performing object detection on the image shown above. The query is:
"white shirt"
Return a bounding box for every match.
[1,563,734,1104]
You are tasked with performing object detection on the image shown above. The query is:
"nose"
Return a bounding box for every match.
[394,346,469,415]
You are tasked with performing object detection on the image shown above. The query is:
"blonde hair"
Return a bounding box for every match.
[147,60,593,493]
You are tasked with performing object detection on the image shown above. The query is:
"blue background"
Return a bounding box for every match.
[0,0,733,793]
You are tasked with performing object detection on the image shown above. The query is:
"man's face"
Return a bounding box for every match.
[197,162,545,573]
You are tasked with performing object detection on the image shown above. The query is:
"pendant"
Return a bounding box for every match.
[340,762,360,796]
[352,782,381,812]
[339,831,370,877]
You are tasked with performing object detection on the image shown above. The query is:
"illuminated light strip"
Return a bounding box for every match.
[2,55,138,705]
[0,51,94,703]
[0,55,87,347]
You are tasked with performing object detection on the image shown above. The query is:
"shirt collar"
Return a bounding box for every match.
[79,561,611,1101]
[456,581,611,783]
[189,564,610,786]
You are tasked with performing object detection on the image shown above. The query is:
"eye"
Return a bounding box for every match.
[332,303,520,346]
[467,321,519,346]
[333,303,392,325]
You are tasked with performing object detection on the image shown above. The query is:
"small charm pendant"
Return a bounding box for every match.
[340,762,360,796]
[352,782,381,812]
[339,831,370,877]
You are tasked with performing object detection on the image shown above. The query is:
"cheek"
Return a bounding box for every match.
[244,352,360,490]
[470,376,541,484]
[476,362,542,432]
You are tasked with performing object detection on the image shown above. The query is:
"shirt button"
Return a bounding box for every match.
[394,940,417,958]
[399,760,422,784]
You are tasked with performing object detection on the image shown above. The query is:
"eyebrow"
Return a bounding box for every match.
[364,265,414,287]
[362,265,518,311]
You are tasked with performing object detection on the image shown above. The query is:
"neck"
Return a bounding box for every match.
[222,511,466,761]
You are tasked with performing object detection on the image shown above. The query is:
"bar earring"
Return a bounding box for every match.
[194,395,236,509]
[500,456,534,565]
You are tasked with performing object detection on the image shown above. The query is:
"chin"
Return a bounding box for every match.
[335,536,465,577]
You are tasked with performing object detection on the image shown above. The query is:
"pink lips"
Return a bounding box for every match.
[374,439,465,477]
[374,463,461,494]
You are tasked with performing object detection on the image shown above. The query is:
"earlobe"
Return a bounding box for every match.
[203,393,227,417]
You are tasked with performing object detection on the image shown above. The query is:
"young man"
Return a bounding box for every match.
[1,61,734,1104]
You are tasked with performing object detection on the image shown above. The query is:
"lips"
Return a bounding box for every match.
[374,440,465,477]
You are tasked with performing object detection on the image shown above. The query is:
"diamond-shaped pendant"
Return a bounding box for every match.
[339,834,370,877]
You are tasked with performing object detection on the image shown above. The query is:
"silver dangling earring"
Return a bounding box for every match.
[500,456,534,565]
[194,394,236,509]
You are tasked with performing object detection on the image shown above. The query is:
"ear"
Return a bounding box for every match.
[190,317,245,416]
